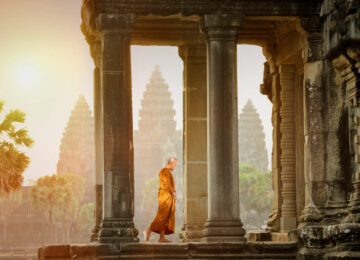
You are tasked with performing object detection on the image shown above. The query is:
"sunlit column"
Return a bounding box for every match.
[178,41,208,242]
[201,14,246,242]
[97,13,138,244]
[90,41,103,242]
[263,64,282,232]
[279,64,297,231]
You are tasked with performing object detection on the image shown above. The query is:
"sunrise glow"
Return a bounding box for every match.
[16,65,36,85]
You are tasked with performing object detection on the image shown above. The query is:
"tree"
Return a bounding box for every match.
[0,100,33,197]
[30,174,82,243]
[0,190,22,248]
[141,177,159,214]
[55,173,85,243]
[78,202,94,238]
[239,163,273,230]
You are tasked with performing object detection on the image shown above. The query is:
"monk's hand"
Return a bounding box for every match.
[173,192,177,201]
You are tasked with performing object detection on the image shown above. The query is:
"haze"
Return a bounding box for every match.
[0,0,272,185]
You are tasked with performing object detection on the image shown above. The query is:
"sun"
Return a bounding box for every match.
[17,66,36,85]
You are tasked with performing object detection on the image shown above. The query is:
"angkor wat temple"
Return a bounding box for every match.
[39,0,360,259]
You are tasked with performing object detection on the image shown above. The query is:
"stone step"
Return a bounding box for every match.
[39,242,298,260]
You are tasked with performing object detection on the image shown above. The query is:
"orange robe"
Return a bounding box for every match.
[149,167,176,234]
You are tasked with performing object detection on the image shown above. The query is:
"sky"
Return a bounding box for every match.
[0,0,271,185]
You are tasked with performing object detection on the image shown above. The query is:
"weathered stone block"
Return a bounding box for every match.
[38,245,70,260]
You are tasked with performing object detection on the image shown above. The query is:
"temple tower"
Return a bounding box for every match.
[134,65,183,239]
[57,95,95,202]
[238,99,268,172]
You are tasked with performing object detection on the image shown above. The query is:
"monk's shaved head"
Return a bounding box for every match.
[167,157,178,164]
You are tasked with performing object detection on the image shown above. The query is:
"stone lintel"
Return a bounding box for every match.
[82,0,320,26]
[96,13,135,33]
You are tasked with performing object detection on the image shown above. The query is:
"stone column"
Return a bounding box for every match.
[298,18,327,224]
[279,64,297,231]
[262,64,282,233]
[178,42,208,242]
[300,59,327,224]
[201,14,245,242]
[90,41,103,242]
[97,13,138,244]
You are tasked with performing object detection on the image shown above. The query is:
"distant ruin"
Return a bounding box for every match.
[57,95,95,203]
[238,99,269,173]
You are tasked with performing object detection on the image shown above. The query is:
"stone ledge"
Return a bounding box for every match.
[38,242,298,259]
[292,223,360,259]
[248,231,290,242]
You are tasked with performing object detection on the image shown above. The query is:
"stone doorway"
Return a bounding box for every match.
[130,46,184,243]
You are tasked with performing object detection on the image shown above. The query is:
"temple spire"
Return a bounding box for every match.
[57,95,95,202]
[238,99,268,172]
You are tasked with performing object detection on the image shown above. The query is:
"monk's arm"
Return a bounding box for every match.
[170,173,176,193]
[170,173,177,200]
[160,170,175,194]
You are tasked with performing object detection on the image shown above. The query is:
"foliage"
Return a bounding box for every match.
[0,189,22,220]
[30,174,74,213]
[239,163,273,229]
[0,190,22,246]
[0,100,33,196]
[30,173,85,243]
[78,202,94,233]
[141,176,159,213]
[58,173,85,203]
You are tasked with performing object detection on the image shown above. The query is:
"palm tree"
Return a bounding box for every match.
[0,100,33,197]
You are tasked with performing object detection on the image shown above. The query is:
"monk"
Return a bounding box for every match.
[144,157,178,243]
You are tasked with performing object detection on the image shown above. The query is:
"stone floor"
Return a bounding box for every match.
[38,242,298,259]
[0,248,37,260]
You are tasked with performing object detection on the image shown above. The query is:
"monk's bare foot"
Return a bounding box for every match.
[144,230,150,243]
[158,238,172,243]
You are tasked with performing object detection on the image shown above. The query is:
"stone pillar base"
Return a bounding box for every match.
[179,224,204,242]
[201,220,246,242]
[280,216,297,232]
[90,226,99,242]
[99,219,139,244]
